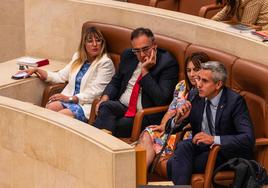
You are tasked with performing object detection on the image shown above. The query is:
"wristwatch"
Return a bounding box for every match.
[68,96,73,103]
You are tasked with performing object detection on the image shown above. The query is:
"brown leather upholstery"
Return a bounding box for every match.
[127,0,178,10]
[127,0,216,17]
[82,22,188,142]
[41,83,67,107]
[178,0,215,16]
[82,22,132,68]
[155,34,189,80]
[155,0,179,11]
[185,44,238,87]
[42,22,187,139]
[153,57,268,187]
[82,22,189,80]
[41,22,268,187]
[127,0,155,7]
[232,59,268,171]
[199,3,224,18]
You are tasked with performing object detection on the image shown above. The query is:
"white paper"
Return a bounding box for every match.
[16,57,43,64]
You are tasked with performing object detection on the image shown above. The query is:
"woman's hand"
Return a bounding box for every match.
[25,68,38,76]
[17,68,37,76]
[174,100,192,124]
[148,124,166,136]
[48,94,69,103]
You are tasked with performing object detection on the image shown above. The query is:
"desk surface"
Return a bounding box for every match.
[138,185,191,188]
[0,57,66,89]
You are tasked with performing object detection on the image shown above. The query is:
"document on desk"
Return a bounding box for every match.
[252,30,268,42]
[229,24,256,33]
[16,57,49,67]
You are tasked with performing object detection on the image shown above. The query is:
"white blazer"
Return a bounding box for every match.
[46,52,115,119]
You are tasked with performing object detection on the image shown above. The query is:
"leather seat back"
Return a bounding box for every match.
[232,59,268,170]
[127,0,151,6]
[154,34,189,80]
[185,44,238,87]
[82,22,132,70]
[232,59,268,139]
[179,0,215,16]
[82,22,189,80]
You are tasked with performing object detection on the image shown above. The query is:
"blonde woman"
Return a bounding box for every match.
[24,27,115,122]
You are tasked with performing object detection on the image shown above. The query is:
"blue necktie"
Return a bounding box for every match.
[206,100,214,135]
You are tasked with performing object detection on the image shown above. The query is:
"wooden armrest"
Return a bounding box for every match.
[199,3,223,18]
[256,138,268,146]
[149,0,158,7]
[88,97,101,125]
[203,145,221,188]
[41,83,67,107]
[131,105,169,142]
[135,145,147,185]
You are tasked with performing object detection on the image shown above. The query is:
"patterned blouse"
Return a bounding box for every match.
[144,80,189,155]
[61,62,91,122]
[212,0,268,30]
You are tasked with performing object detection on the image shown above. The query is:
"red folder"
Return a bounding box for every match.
[36,59,49,67]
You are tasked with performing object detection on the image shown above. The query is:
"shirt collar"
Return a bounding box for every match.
[206,89,223,107]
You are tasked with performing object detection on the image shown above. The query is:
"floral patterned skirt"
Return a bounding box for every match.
[144,127,193,156]
[144,127,177,156]
[61,102,87,123]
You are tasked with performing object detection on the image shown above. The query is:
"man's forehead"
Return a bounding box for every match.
[131,35,152,47]
[199,69,213,79]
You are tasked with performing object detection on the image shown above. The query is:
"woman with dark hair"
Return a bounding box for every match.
[23,27,115,122]
[212,0,268,30]
[137,52,209,169]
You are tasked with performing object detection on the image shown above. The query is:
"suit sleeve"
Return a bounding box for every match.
[46,52,78,83]
[139,54,179,106]
[102,51,126,99]
[220,96,255,152]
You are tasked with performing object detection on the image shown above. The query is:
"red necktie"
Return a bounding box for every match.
[125,74,142,117]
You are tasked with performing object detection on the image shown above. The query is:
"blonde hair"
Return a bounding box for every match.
[71,27,108,72]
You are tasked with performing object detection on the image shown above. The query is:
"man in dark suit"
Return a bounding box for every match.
[165,61,255,185]
[94,27,179,137]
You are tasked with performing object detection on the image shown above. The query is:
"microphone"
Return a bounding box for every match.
[165,88,199,133]
[150,88,199,175]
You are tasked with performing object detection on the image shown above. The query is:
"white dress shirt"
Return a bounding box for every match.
[119,62,143,110]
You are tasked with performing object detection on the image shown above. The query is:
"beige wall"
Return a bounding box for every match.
[0,96,136,188]
[0,0,25,62]
[1,0,267,63]
[24,0,268,64]
[1,1,268,187]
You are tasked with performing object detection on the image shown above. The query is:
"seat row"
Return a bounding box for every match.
[126,0,223,18]
[42,21,268,187]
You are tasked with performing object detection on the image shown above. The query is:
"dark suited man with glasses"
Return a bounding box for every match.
[94,27,179,137]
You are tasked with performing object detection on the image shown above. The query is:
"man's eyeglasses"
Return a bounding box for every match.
[132,45,153,55]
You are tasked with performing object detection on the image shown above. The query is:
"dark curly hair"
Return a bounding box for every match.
[216,0,237,17]
[184,52,209,90]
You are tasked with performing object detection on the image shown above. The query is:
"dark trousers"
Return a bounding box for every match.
[94,100,150,137]
[167,139,224,185]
